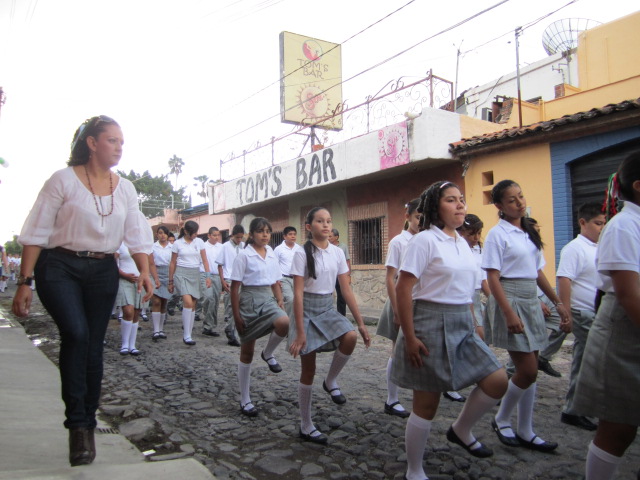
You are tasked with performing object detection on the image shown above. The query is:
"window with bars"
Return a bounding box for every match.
[349,216,384,265]
[269,231,284,250]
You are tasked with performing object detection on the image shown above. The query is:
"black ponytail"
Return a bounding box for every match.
[303,207,327,279]
[522,217,543,250]
[492,180,542,250]
[179,220,199,239]
[416,181,460,231]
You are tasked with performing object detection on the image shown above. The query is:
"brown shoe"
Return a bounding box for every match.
[87,428,96,462]
[69,428,93,466]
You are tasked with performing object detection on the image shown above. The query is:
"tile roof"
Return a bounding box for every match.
[450,97,640,154]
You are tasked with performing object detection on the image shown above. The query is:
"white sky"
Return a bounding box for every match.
[0,0,637,242]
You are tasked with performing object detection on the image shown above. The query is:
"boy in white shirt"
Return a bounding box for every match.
[217,225,245,346]
[557,202,605,431]
[273,226,303,319]
[200,227,224,337]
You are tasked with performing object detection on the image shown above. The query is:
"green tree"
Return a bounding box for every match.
[117,170,188,218]
[193,175,209,200]
[168,155,185,188]
[4,235,22,255]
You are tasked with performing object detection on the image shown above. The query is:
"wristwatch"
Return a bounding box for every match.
[17,275,34,286]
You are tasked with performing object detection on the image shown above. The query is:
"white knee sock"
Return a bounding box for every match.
[128,321,139,350]
[494,379,526,437]
[516,382,542,443]
[151,312,161,333]
[452,386,499,448]
[182,308,193,340]
[238,361,252,406]
[120,320,132,350]
[298,383,315,434]
[585,441,622,480]
[325,350,351,394]
[386,357,400,406]
[405,412,431,480]
[160,312,166,330]
[262,332,285,363]
[190,308,196,332]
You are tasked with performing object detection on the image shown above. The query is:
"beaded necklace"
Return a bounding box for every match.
[84,165,114,217]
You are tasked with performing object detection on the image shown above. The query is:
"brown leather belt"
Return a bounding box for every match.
[54,247,114,259]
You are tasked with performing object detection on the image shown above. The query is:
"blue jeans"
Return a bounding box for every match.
[35,249,119,429]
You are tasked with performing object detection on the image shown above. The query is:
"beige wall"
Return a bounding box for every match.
[287,187,348,242]
[464,143,557,283]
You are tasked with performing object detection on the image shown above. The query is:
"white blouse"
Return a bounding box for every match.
[482,219,545,279]
[290,243,348,295]
[152,241,172,267]
[230,245,281,286]
[117,243,139,275]
[385,229,413,270]
[400,227,476,304]
[172,237,205,269]
[471,245,487,290]
[19,167,152,254]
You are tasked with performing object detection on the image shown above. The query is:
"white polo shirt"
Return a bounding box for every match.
[385,230,414,269]
[152,241,172,267]
[274,240,303,276]
[200,241,222,274]
[482,219,545,279]
[117,243,139,276]
[400,227,476,305]
[557,234,598,312]
[596,201,640,293]
[230,245,281,286]
[471,245,487,290]
[172,237,205,269]
[216,239,245,279]
[291,243,348,295]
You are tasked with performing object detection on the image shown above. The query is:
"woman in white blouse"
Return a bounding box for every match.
[149,226,172,340]
[12,115,153,467]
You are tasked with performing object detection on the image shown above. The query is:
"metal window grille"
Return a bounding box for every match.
[269,231,284,250]
[349,216,383,265]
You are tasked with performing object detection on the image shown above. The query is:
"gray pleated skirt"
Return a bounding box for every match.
[391,300,502,392]
[154,265,172,300]
[237,285,287,344]
[572,293,640,425]
[472,289,484,327]
[486,278,547,352]
[174,266,201,299]
[288,292,355,355]
[115,278,150,309]
[376,297,399,342]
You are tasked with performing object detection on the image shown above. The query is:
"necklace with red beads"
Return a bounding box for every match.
[84,165,114,217]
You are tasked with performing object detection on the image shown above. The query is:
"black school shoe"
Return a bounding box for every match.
[560,413,597,431]
[538,358,562,377]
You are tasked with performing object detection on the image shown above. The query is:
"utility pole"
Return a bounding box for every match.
[454,40,463,110]
[515,27,523,128]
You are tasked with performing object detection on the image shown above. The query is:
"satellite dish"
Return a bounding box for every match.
[542,18,602,55]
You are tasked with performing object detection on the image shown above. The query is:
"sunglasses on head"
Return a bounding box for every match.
[70,115,115,151]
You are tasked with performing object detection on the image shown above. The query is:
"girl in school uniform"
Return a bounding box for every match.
[391,181,507,480]
[376,197,421,418]
[149,226,172,340]
[457,214,491,342]
[483,180,569,453]
[230,217,289,417]
[289,207,371,445]
[168,220,212,345]
[115,242,150,356]
[572,151,640,480]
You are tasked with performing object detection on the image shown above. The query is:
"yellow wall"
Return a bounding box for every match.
[578,11,640,90]
[464,143,557,283]
[459,115,504,139]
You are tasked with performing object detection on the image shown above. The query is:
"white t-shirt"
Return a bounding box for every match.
[290,243,348,295]
[556,234,598,312]
[273,240,303,276]
[596,201,640,293]
[172,237,205,269]
[482,219,545,279]
[200,241,223,274]
[385,230,414,269]
[471,245,487,290]
[216,239,245,278]
[400,227,476,304]
[152,241,172,267]
[19,167,152,255]
[117,243,139,276]
[230,245,281,286]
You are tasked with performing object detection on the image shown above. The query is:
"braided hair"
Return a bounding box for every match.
[491,179,543,250]
[416,181,460,231]
[68,115,120,166]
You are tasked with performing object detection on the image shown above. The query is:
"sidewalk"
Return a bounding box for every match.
[0,309,216,480]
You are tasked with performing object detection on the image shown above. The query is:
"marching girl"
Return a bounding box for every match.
[483,180,569,452]
[115,242,149,355]
[376,197,421,418]
[457,214,491,342]
[391,181,507,480]
[168,220,212,346]
[289,207,371,445]
[230,217,289,417]
[149,226,172,340]
[572,152,640,480]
